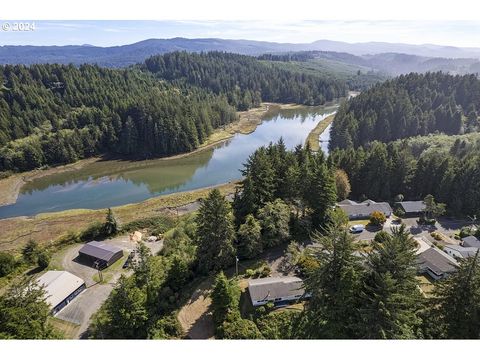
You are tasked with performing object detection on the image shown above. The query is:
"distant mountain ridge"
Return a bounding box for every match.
[2,37,480,69]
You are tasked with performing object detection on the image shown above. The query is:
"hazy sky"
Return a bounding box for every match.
[1,20,480,48]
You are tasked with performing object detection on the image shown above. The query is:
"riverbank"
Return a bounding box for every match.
[305,113,336,151]
[0,102,298,208]
[0,181,238,253]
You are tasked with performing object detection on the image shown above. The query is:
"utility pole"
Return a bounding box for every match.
[235,256,239,277]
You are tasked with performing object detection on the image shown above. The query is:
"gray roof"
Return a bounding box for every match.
[79,241,123,262]
[444,245,479,258]
[397,201,426,213]
[36,271,85,309]
[416,247,458,277]
[338,199,392,217]
[462,236,480,248]
[248,276,305,303]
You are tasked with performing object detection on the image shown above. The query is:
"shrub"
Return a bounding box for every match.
[260,265,272,278]
[394,207,405,218]
[369,211,387,226]
[245,269,255,278]
[297,255,320,276]
[0,252,17,277]
[459,226,474,239]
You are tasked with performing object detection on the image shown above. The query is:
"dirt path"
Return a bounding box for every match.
[177,277,215,339]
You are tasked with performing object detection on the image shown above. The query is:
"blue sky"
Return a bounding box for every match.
[1,20,480,48]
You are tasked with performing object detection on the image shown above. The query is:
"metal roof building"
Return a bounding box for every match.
[248,276,309,307]
[36,271,86,315]
[337,199,392,220]
[78,241,123,268]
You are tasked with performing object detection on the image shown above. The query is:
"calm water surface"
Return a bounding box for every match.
[0,105,336,219]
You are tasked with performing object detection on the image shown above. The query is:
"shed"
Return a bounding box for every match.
[78,241,123,268]
[36,271,86,314]
[248,276,310,307]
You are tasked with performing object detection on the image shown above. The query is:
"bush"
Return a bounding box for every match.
[0,252,17,277]
[245,269,255,278]
[297,255,320,276]
[394,207,405,218]
[260,265,272,278]
[369,211,387,226]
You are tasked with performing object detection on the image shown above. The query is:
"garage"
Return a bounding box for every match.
[78,241,124,268]
[36,270,86,315]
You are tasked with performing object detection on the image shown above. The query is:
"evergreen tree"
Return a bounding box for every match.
[195,189,236,274]
[432,250,480,339]
[211,272,240,329]
[358,225,422,339]
[0,279,58,339]
[257,199,291,248]
[307,162,337,228]
[237,214,263,259]
[103,208,118,236]
[302,209,361,338]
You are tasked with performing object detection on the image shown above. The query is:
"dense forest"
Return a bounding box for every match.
[143,51,347,110]
[0,52,347,173]
[0,63,238,172]
[330,72,480,150]
[331,132,480,216]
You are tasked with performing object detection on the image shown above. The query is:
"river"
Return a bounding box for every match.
[0,104,336,219]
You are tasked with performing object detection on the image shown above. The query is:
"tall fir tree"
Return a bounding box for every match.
[195,189,236,274]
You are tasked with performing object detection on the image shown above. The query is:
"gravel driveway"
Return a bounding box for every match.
[52,235,164,338]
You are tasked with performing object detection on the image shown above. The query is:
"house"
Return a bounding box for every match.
[462,235,480,248]
[416,247,458,280]
[78,241,124,268]
[337,199,392,220]
[396,201,426,217]
[36,271,86,315]
[247,276,310,307]
[444,245,479,259]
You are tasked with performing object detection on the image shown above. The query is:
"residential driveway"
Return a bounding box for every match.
[52,235,164,338]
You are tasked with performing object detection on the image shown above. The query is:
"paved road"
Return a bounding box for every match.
[53,235,163,338]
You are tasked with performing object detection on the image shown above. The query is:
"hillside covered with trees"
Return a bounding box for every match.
[331,132,480,216]
[143,51,348,110]
[330,72,480,150]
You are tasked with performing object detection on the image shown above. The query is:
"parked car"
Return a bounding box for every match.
[349,224,365,233]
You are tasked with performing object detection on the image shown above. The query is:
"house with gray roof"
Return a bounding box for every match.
[248,276,310,307]
[444,245,479,259]
[416,247,458,280]
[396,200,426,217]
[337,199,392,220]
[78,241,123,268]
[462,235,480,248]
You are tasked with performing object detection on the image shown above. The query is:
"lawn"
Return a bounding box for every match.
[348,219,370,226]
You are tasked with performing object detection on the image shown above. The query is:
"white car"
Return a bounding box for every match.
[349,224,365,233]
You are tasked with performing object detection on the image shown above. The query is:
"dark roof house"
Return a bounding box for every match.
[248,276,309,307]
[78,241,123,268]
[416,247,458,280]
[337,199,392,220]
[396,201,426,216]
[462,236,480,248]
